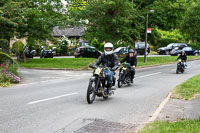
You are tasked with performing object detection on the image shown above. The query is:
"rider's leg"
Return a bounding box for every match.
[130,67,135,83]
[104,70,114,93]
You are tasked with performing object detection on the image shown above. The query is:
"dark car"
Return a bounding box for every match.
[135,42,150,55]
[114,47,129,57]
[170,47,185,56]
[157,43,188,55]
[74,46,102,58]
[172,47,199,56]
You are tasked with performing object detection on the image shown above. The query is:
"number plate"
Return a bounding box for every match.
[94,68,102,75]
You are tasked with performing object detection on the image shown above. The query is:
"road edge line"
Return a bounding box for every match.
[135,92,172,133]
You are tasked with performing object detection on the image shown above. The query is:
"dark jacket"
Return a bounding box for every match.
[94,53,119,71]
[120,55,137,66]
[177,54,187,61]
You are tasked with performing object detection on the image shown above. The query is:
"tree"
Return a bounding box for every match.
[181,1,200,42]
[71,0,144,46]
[0,1,26,53]
[148,0,193,30]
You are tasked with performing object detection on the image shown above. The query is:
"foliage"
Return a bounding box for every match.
[0,52,20,85]
[11,41,24,54]
[0,1,26,53]
[57,36,70,55]
[181,1,200,42]
[172,74,200,100]
[71,0,144,45]
[149,28,187,50]
[188,42,200,50]
[90,39,104,52]
[0,0,67,52]
[0,63,21,83]
[148,0,193,30]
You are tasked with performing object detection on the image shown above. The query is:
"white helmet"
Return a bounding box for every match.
[104,42,113,55]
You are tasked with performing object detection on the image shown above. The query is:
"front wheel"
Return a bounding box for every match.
[87,80,96,104]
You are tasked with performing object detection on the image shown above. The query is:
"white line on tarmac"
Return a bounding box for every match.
[135,92,172,132]
[136,72,161,79]
[28,92,78,105]
[148,92,172,122]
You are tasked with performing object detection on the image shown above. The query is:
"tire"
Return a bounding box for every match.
[118,80,122,88]
[79,55,83,58]
[103,96,108,99]
[195,53,199,56]
[87,80,96,104]
[176,69,179,74]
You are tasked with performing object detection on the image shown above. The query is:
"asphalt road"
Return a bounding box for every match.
[0,60,200,133]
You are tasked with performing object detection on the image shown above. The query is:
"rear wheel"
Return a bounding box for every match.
[87,80,96,104]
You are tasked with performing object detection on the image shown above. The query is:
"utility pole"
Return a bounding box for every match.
[144,13,148,63]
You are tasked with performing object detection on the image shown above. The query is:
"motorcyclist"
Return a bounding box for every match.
[120,49,137,83]
[93,42,119,94]
[176,50,187,69]
[177,50,187,69]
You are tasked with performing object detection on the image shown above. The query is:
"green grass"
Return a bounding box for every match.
[172,74,200,100]
[19,58,95,69]
[18,56,200,70]
[137,56,200,67]
[139,119,200,133]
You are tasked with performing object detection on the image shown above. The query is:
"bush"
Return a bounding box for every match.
[0,52,20,85]
[188,43,200,50]
[149,28,187,50]
[11,41,24,54]
[11,41,24,61]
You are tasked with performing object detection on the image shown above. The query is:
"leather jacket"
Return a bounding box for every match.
[94,53,119,71]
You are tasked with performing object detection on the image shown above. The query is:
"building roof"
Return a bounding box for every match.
[52,26,84,37]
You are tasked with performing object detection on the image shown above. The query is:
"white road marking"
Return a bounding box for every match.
[148,92,172,122]
[28,92,78,105]
[136,72,161,79]
[135,92,172,132]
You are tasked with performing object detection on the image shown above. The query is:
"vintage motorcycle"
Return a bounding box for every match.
[118,63,133,88]
[86,65,116,104]
[40,46,55,58]
[23,46,36,58]
[176,59,185,74]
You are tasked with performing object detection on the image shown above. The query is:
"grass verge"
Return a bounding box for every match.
[19,58,96,70]
[18,56,200,70]
[139,119,200,133]
[172,74,200,100]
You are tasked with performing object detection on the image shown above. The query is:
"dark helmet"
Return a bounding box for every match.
[129,49,134,53]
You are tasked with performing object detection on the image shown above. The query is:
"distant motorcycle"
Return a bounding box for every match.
[40,46,55,58]
[118,63,132,88]
[86,65,116,104]
[176,59,185,74]
[23,46,36,58]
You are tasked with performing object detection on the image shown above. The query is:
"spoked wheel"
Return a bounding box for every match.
[87,80,96,104]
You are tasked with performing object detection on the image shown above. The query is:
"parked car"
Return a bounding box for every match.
[74,46,102,58]
[173,47,199,56]
[114,47,129,57]
[135,42,150,55]
[170,47,185,55]
[157,43,188,55]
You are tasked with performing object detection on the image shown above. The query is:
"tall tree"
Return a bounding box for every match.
[71,0,144,45]
[181,1,200,42]
[0,1,26,53]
